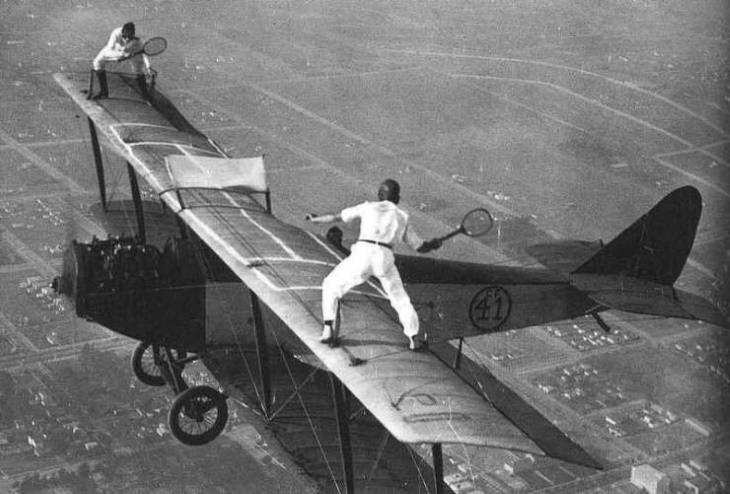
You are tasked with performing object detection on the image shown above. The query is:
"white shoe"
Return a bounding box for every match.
[409,336,423,351]
[320,325,333,343]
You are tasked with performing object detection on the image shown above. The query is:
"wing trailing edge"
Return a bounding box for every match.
[432,342,603,469]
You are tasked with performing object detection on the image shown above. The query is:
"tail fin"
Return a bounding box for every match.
[572,186,701,285]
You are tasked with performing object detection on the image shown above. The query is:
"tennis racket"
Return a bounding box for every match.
[435,208,494,243]
[119,36,167,60]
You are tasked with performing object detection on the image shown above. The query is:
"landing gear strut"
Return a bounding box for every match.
[131,341,228,445]
[131,342,186,386]
[168,386,229,446]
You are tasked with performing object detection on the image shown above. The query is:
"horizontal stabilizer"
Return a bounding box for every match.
[673,289,730,329]
[572,274,729,329]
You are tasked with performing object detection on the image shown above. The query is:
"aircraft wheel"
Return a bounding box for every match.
[168,385,228,446]
[132,342,165,386]
[131,342,185,386]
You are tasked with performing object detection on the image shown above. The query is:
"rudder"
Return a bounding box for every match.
[572,186,701,286]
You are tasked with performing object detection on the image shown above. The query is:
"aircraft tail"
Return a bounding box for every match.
[572,186,701,285]
[570,186,729,329]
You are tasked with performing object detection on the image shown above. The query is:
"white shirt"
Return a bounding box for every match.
[102,27,131,55]
[100,27,150,72]
[340,201,423,250]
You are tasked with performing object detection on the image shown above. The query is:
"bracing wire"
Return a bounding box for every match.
[63,70,359,487]
[160,186,346,489]
[176,229,267,408]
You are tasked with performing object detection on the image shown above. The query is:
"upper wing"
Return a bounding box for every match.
[54,72,600,467]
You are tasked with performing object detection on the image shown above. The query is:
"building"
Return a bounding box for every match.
[685,417,711,437]
[504,453,535,474]
[683,477,708,494]
[631,464,670,494]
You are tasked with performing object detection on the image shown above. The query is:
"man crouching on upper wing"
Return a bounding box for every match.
[306,179,442,351]
[89,22,152,100]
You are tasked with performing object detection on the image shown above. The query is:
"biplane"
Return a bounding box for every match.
[51,70,728,492]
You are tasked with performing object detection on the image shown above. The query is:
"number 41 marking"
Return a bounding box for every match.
[468,286,511,332]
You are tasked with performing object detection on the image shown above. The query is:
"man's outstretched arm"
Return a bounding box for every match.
[305,213,342,223]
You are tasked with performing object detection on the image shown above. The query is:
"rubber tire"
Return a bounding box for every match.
[131,342,165,386]
[168,385,228,446]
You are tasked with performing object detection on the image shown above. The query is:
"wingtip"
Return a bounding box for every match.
[578,455,605,471]
[548,448,604,470]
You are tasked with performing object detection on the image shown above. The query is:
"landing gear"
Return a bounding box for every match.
[131,341,228,445]
[131,342,186,387]
[168,385,228,446]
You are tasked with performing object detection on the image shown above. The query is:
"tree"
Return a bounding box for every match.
[16,472,41,494]
[0,371,16,425]
[71,463,96,494]
[47,428,71,454]
[77,462,91,478]
[0,371,13,397]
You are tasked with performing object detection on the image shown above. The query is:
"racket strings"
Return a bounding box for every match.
[462,208,493,236]
[143,37,167,56]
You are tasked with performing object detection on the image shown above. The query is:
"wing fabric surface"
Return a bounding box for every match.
[163,181,550,455]
[54,72,599,464]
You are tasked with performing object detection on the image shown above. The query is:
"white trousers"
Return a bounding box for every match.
[322,242,419,338]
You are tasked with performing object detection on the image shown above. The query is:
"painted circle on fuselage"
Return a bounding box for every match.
[468,286,511,332]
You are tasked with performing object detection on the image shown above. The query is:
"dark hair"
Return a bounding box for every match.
[378,179,400,203]
[122,22,136,37]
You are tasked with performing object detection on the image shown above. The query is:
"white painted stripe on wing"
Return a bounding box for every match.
[95,83,387,299]
[222,191,303,260]
[126,141,220,156]
[111,122,177,131]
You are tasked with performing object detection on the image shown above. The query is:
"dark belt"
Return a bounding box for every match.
[358,239,393,250]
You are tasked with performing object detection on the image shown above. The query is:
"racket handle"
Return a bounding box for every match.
[435,228,463,243]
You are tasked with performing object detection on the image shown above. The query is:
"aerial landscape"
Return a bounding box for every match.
[1,0,729,492]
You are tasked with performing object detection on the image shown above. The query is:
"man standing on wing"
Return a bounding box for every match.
[306,179,442,350]
[89,22,152,100]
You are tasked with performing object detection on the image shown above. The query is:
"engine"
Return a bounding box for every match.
[52,235,207,351]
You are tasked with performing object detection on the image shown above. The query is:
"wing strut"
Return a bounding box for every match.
[432,444,445,494]
[451,338,464,369]
[329,372,354,494]
[87,118,107,212]
[127,163,146,243]
[591,311,612,333]
[249,291,272,416]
